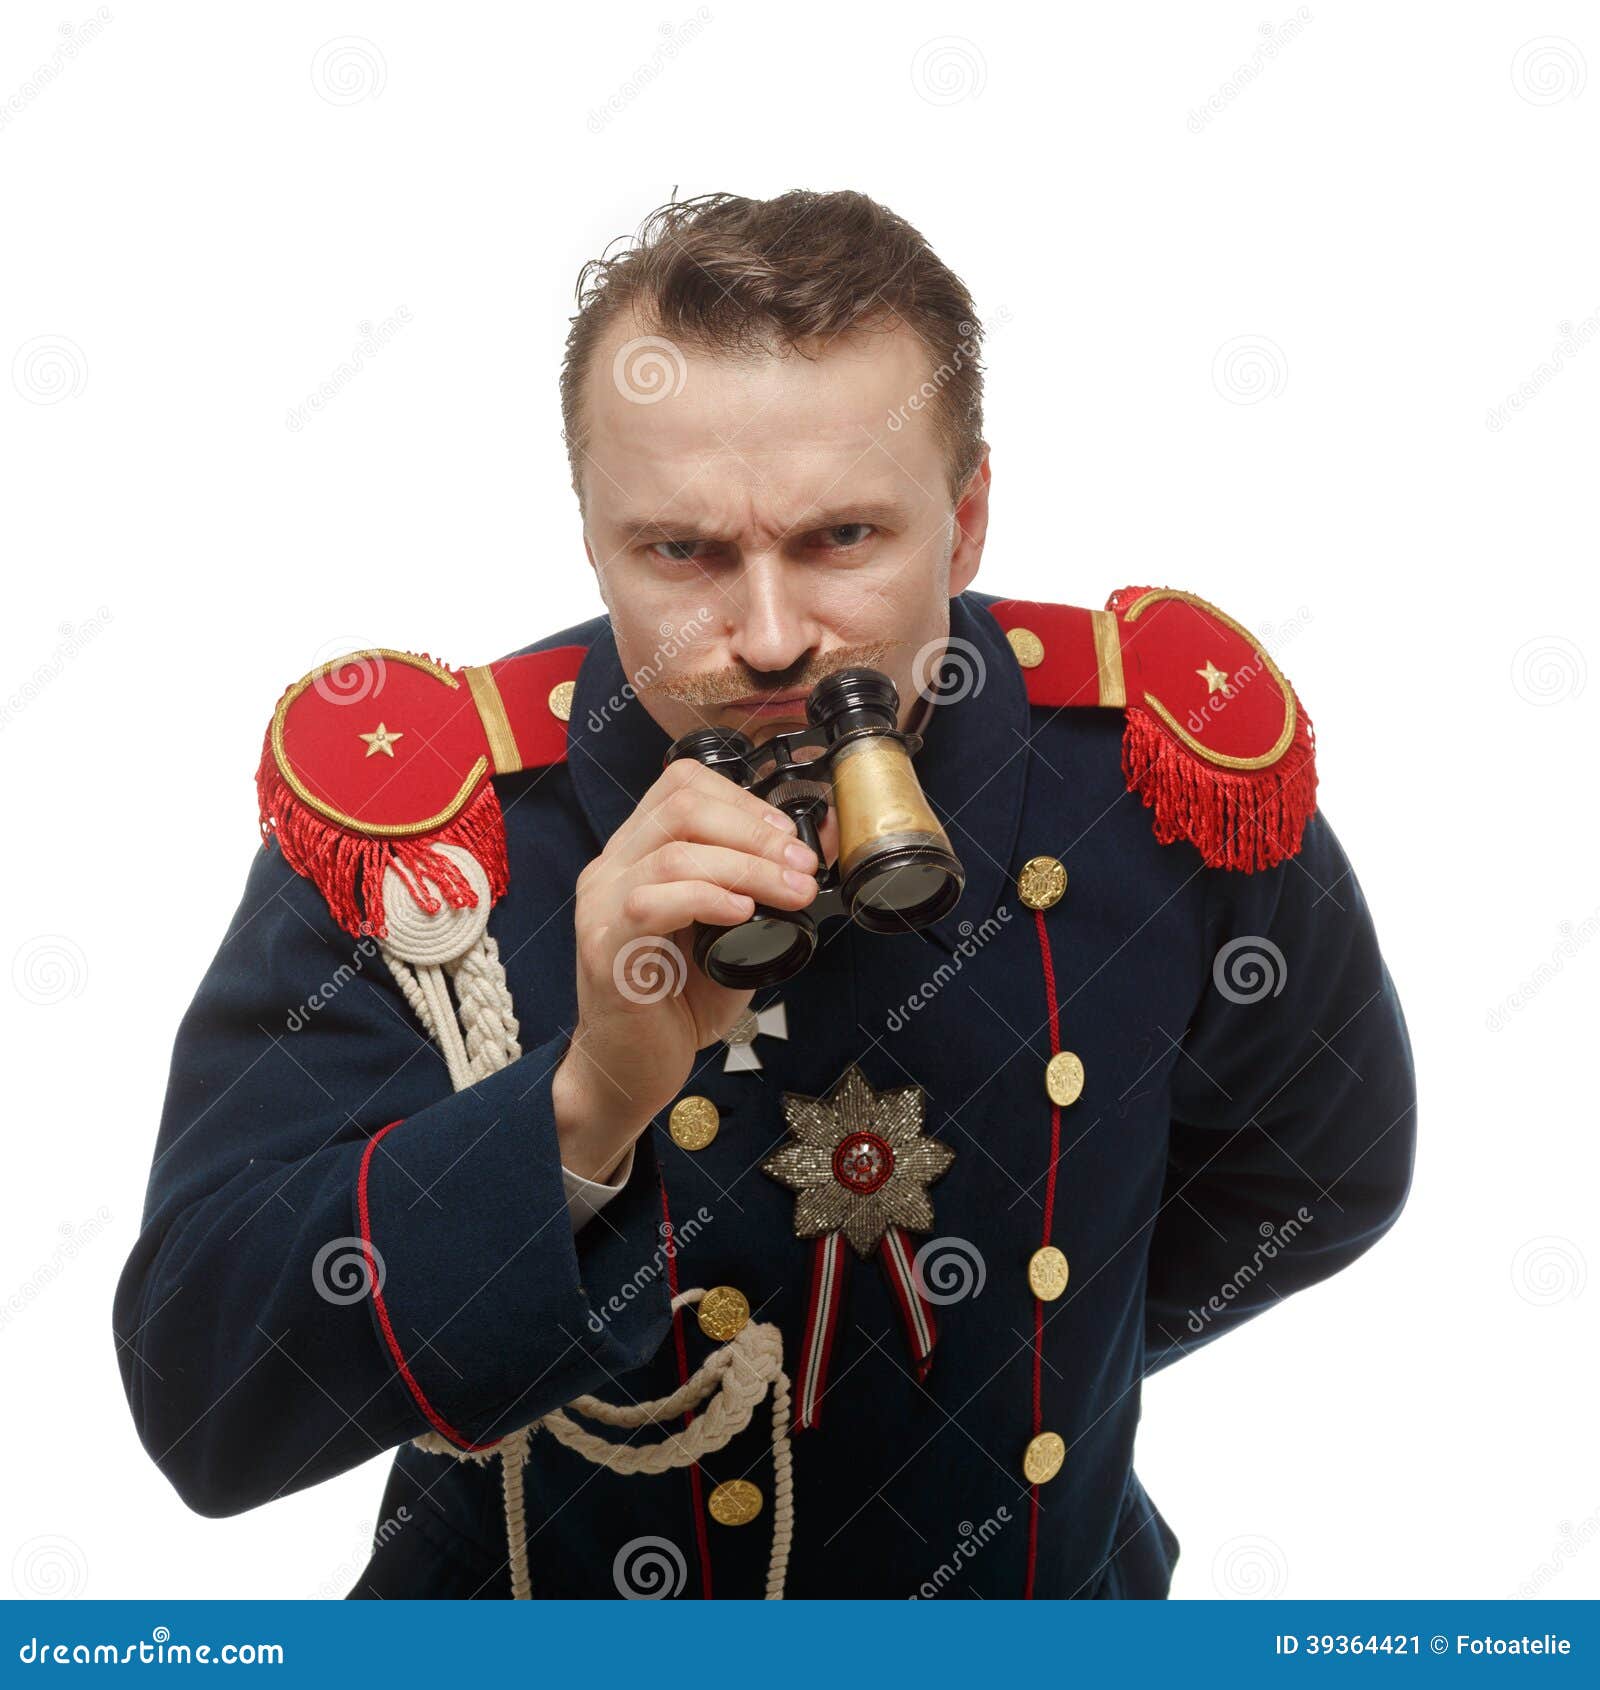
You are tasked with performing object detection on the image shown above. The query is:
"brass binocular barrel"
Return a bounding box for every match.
[665,668,965,989]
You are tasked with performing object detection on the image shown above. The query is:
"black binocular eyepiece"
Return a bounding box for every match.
[664,668,965,989]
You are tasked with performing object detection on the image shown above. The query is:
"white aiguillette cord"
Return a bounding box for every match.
[375,846,795,1600]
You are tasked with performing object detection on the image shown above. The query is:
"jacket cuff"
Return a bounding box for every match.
[354,1033,672,1450]
[562,1143,636,1234]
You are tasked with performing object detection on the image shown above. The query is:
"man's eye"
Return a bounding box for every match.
[817,523,875,550]
[649,540,706,562]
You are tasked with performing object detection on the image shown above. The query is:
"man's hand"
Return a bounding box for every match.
[552,756,820,1181]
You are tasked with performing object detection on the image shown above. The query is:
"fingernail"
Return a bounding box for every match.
[783,841,817,870]
[783,868,815,893]
[763,810,798,832]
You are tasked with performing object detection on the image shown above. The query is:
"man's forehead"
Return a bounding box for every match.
[581,312,941,509]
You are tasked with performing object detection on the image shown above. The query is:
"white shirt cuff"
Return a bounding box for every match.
[561,1142,636,1234]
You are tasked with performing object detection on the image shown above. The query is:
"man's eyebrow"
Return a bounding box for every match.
[613,501,914,544]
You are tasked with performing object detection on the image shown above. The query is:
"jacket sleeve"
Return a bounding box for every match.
[112,838,674,1518]
[563,1150,635,1233]
[1141,808,1417,1376]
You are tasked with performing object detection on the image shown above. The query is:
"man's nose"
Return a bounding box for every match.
[725,555,817,677]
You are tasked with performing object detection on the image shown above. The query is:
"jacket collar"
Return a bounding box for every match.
[565,591,1029,955]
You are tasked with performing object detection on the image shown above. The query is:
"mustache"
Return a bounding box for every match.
[641,640,897,708]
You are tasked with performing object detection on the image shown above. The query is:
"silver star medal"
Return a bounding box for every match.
[761,1062,955,1258]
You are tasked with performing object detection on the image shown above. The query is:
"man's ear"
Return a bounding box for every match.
[949,448,990,596]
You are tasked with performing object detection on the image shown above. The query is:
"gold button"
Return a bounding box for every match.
[1023,1431,1066,1484]
[697,1285,750,1342]
[1017,855,1067,911]
[1044,1051,1085,1107]
[547,679,575,722]
[1028,1245,1070,1300]
[1006,626,1045,668]
[707,1478,763,1525]
[668,1094,720,1151]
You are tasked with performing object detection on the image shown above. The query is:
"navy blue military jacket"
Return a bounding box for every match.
[112,589,1417,1599]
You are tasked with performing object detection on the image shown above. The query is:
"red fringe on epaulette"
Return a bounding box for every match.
[1121,702,1317,873]
[254,732,509,940]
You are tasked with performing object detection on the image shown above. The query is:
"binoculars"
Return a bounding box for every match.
[664,668,965,988]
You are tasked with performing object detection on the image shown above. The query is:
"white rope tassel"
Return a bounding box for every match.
[378,849,795,1598]
[497,1429,534,1602]
[384,939,521,1093]
[451,932,522,1081]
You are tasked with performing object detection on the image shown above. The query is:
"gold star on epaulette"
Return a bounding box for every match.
[358,722,403,757]
[1196,659,1233,697]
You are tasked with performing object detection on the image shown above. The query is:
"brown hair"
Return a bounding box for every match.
[559,189,986,508]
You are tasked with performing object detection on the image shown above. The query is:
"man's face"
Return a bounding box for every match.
[578,311,989,747]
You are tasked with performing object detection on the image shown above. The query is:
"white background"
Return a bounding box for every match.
[2,0,1596,1602]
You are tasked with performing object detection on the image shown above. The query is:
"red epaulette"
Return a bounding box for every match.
[255,645,584,939]
[987,588,1316,871]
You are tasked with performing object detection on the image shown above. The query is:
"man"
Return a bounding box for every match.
[113,189,1416,1600]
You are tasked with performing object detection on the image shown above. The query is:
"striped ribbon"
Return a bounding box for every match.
[793,1225,939,1431]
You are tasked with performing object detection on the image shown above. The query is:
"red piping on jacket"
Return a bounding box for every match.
[356,1119,500,1452]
